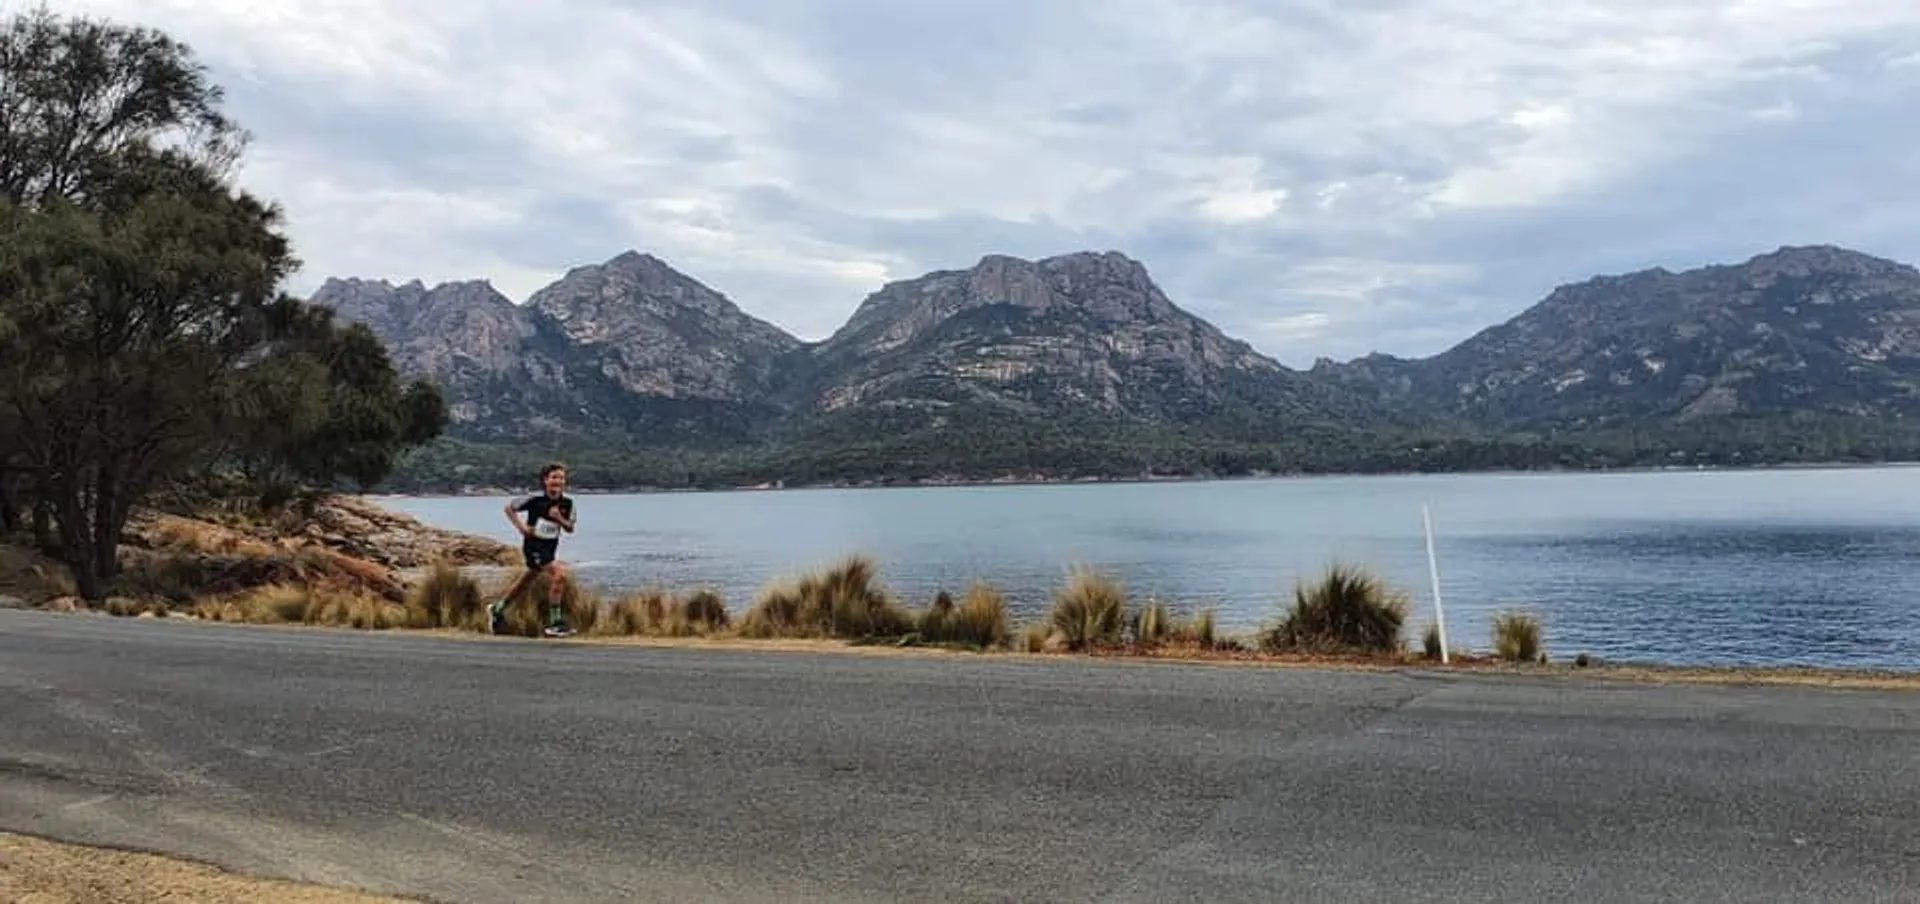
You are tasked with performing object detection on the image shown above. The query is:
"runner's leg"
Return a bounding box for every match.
[543,561,572,636]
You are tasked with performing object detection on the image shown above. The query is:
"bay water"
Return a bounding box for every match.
[382,466,1920,670]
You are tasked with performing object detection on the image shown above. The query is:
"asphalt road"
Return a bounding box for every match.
[1,609,1917,904]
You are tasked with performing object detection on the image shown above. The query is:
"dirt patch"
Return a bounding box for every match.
[0,831,413,903]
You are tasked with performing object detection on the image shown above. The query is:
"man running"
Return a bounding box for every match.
[488,462,577,637]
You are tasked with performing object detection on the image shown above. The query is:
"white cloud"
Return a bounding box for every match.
[38,0,1920,361]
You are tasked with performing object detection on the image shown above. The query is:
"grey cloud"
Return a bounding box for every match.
[219,79,528,193]
[116,0,1920,371]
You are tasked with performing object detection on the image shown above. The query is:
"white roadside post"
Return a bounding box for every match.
[1422,503,1450,665]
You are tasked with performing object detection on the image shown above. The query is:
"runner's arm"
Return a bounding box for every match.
[503,498,533,537]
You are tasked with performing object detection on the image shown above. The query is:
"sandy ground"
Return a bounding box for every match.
[0,832,413,903]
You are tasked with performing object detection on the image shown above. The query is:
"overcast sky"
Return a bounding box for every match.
[44,0,1920,365]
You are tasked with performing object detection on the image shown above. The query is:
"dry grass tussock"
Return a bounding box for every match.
[912,582,1010,648]
[1259,562,1408,655]
[140,514,279,559]
[1046,565,1128,651]
[599,586,731,638]
[191,583,409,630]
[114,543,402,607]
[406,562,489,630]
[1131,599,1217,650]
[738,554,914,640]
[1492,609,1544,663]
[0,543,78,605]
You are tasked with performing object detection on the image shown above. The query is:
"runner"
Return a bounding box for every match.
[488,462,576,637]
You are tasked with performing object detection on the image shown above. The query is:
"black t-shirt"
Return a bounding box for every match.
[516,493,574,544]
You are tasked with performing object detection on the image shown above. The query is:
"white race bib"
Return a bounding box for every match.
[533,519,562,539]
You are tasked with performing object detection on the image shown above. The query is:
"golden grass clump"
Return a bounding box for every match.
[953,582,1010,648]
[1047,565,1127,651]
[1129,599,1219,650]
[596,586,731,637]
[914,582,1010,648]
[601,588,667,636]
[918,590,956,639]
[1491,609,1543,663]
[30,562,78,600]
[146,515,277,559]
[680,588,730,633]
[405,563,487,630]
[102,596,167,618]
[191,584,407,630]
[738,554,912,640]
[1018,620,1051,653]
[1133,599,1170,645]
[1168,607,1217,648]
[1259,561,1408,655]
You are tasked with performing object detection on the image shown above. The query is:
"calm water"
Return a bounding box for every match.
[380,467,1920,670]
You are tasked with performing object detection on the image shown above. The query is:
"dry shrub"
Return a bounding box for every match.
[1168,607,1217,648]
[1047,565,1127,651]
[406,562,486,630]
[918,590,956,639]
[1259,562,1408,655]
[915,582,1009,648]
[738,554,912,640]
[113,541,403,606]
[28,562,78,600]
[1018,620,1052,653]
[601,588,668,636]
[1491,609,1543,663]
[597,586,730,637]
[1133,599,1171,645]
[103,596,166,618]
[192,584,406,630]
[953,582,1009,648]
[143,515,277,558]
[113,550,212,603]
[1130,599,1219,649]
[679,588,729,633]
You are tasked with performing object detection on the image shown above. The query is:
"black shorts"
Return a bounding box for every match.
[522,539,559,570]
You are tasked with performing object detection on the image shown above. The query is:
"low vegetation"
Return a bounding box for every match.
[1492,609,1545,663]
[12,493,1579,671]
[1258,562,1408,655]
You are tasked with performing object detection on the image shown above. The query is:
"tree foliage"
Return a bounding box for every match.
[0,7,448,600]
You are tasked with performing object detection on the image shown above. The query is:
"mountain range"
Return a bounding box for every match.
[311,244,1920,489]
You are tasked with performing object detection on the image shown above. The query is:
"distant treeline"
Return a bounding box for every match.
[386,409,1920,492]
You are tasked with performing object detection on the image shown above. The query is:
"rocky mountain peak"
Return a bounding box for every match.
[530,251,795,345]
[1316,243,1920,429]
[829,249,1196,356]
[512,252,799,403]
[1738,244,1917,280]
[793,247,1359,433]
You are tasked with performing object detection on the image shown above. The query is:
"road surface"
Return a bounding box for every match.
[1,609,1917,903]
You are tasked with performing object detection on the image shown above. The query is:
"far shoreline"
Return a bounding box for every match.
[370,458,1920,499]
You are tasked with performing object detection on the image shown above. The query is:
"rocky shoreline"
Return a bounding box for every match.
[1,493,516,613]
